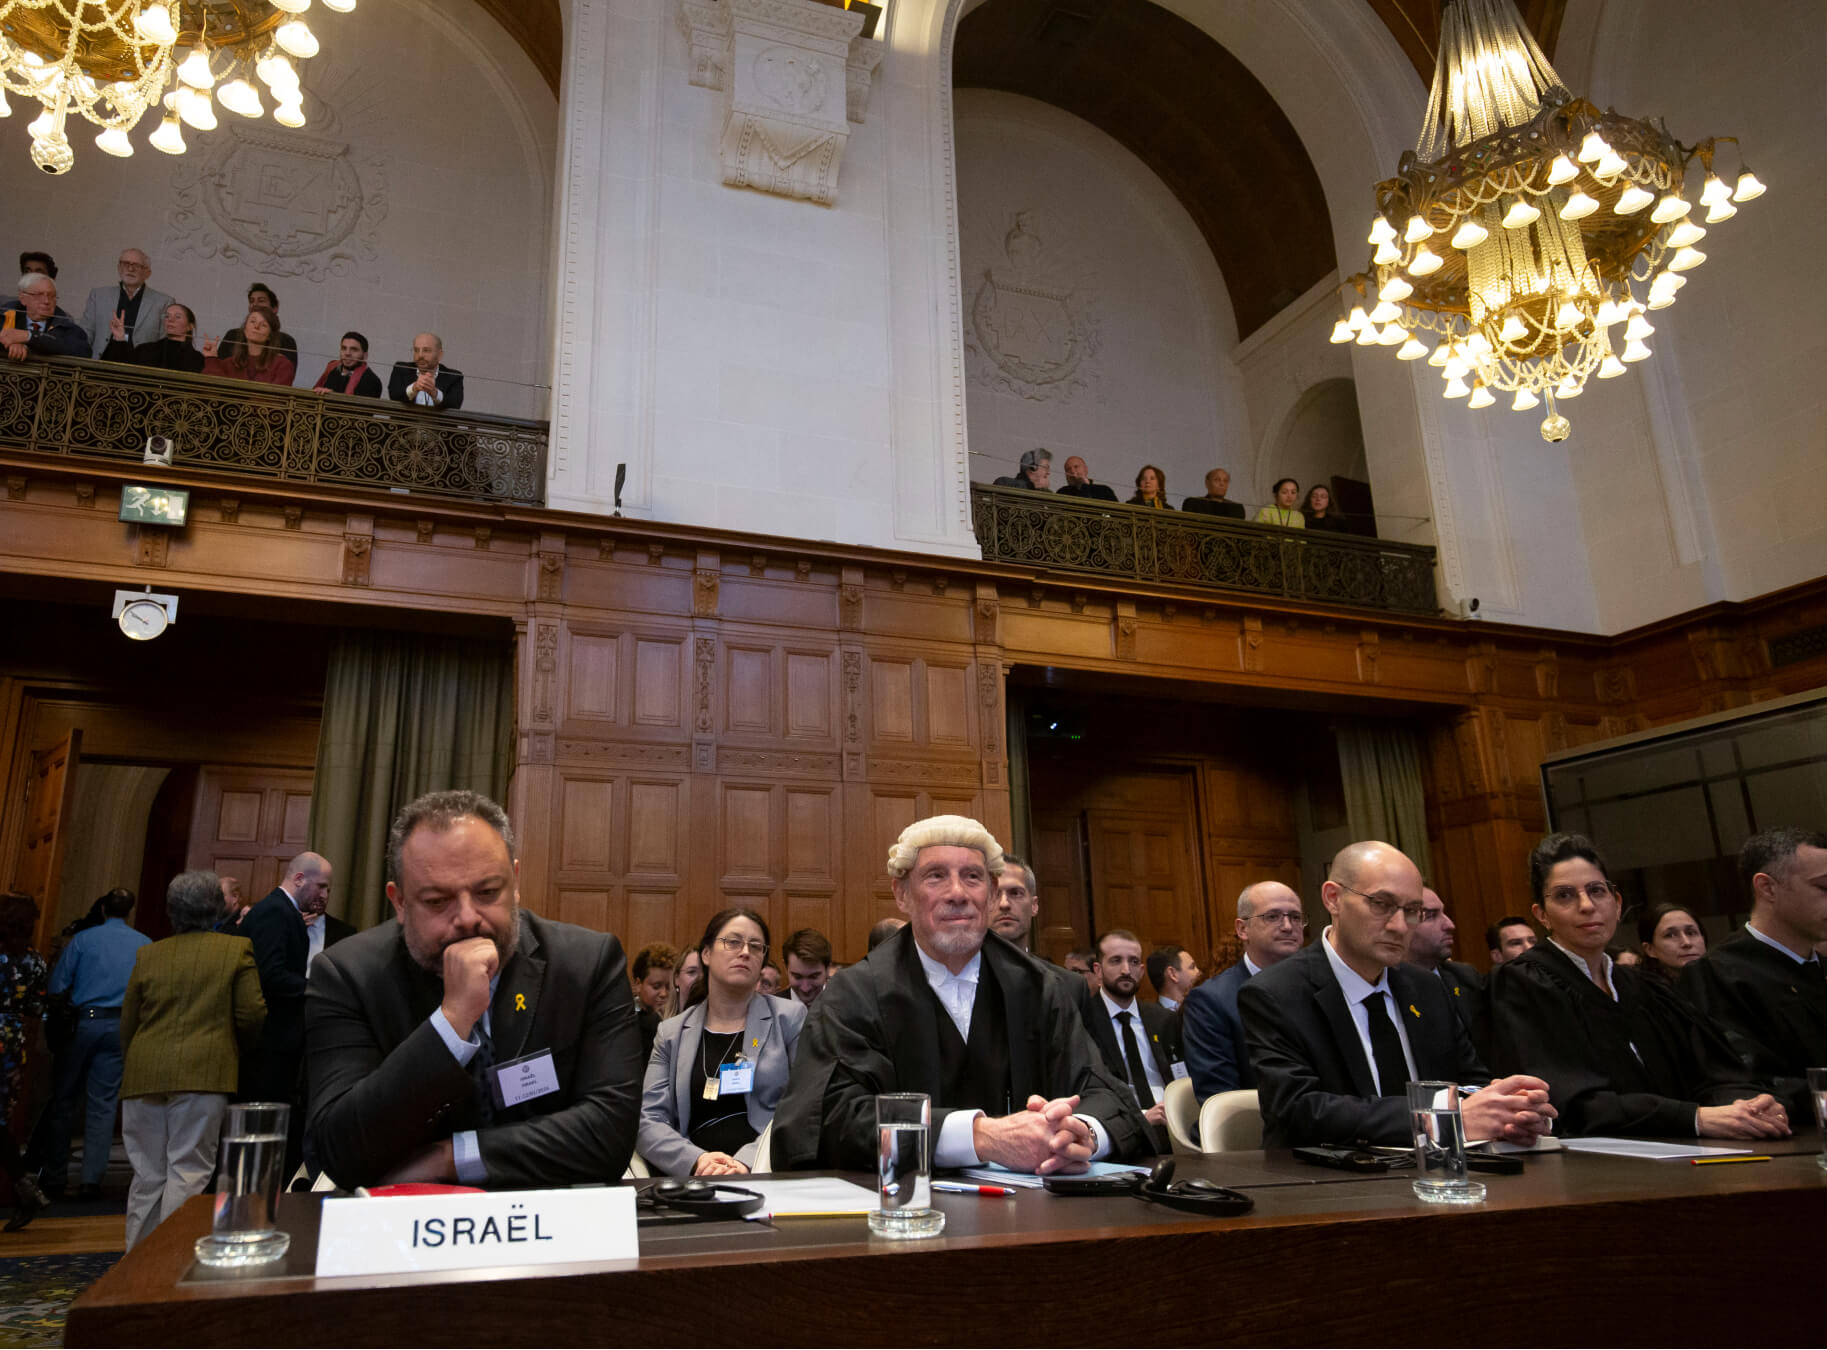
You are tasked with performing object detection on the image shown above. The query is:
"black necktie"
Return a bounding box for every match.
[1116,1010,1152,1103]
[1365,991,1411,1097]
[467,1018,496,1126]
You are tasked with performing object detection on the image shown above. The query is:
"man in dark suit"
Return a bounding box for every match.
[1682,828,1827,1118]
[306,790,642,1189]
[1,274,88,361]
[1054,455,1119,502]
[389,332,464,410]
[1180,467,1247,518]
[1082,930,1181,1154]
[1408,885,1490,1063]
[1183,880,1306,1103]
[240,852,333,1106]
[772,815,1148,1172]
[1238,841,1555,1149]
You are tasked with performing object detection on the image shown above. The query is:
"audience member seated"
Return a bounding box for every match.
[988,855,1042,957]
[1183,881,1304,1102]
[1302,484,1349,532]
[1487,915,1537,966]
[1147,943,1200,1014]
[638,908,805,1176]
[672,946,703,1014]
[1408,885,1490,1061]
[221,283,299,374]
[202,309,296,386]
[305,789,642,1188]
[1127,464,1173,509]
[6,252,67,314]
[78,249,175,358]
[771,814,1149,1171]
[1054,455,1118,502]
[867,917,907,951]
[1181,467,1246,518]
[1063,947,1099,994]
[1255,478,1305,528]
[631,942,675,1061]
[2,275,88,361]
[1240,842,1555,1148]
[102,302,204,373]
[1083,929,1181,1154]
[119,870,265,1250]
[1681,827,1827,1121]
[991,448,1051,490]
[783,928,833,1007]
[390,332,464,410]
[1488,832,1787,1140]
[1636,903,1706,983]
[313,331,384,397]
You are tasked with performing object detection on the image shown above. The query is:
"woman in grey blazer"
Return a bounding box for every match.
[638,907,805,1176]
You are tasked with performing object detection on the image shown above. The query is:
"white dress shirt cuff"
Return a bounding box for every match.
[934,1109,984,1167]
[1077,1115,1112,1162]
[452,1131,486,1184]
[430,1007,480,1066]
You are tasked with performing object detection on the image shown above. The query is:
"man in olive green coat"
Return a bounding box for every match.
[120,870,266,1249]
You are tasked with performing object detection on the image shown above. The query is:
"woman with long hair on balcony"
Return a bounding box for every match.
[102,302,204,374]
[1127,464,1173,508]
[201,308,296,386]
[1302,483,1349,532]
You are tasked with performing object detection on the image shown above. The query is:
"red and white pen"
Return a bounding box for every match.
[932,1181,1017,1196]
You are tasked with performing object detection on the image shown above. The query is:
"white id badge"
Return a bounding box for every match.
[1170,1060,1190,1081]
[718,1061,755,1095]
[491,1050,560,1109]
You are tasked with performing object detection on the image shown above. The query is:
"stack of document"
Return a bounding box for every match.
[955,1162,1150,1189]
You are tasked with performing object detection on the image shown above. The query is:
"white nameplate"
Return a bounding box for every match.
[315,1187,638,1278]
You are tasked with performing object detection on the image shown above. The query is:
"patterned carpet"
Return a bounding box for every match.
[0,1251,121,1348]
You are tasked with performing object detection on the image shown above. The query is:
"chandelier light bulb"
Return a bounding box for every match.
[1623,314,1655,341]
[1577,131,1609,163]
[1733,168,1766,202]
[1546,154,1579,186]
[276,20,320,59]
[95,125,134,156]
[1555,376,1582,399]
[323,0,357,10]
[149,107,186,154]
[1559,191,1599,221]
[1347,305,1370,332]
[1368,299,1401,325]
[1355,322,1380,347]
[1554,300,1584,329]
[1704,198,1737,224]
[274,99,307,128]
[1613,185,1654,214]
[135,2,178,44]
[1593,297,1625,328]
[1450,219,1489,249]
[1443,356,1471,380]
[1373,240,1402,266]
[1501,199,1541,229]
[1699,173,1732,206]
[1368,215,1398,246]
[1396,337,1428,361]
[1467,382,1495,409]
[1498,314,1528,344]
[1596,355,1627,379]
[1377,322,1405,346]
[1379,275,1414,303]
[178,45,215,89]
[257,47,296,87]
[1593,150,1628,180]
[1404,215,1434,243]
[1668,247,1707,272]
[1649,193,1691,224]
[218,78,263,118]
[1665,220,1707,248]
[1465,332,1492,357]
[1443,375,1471,399]
[1512,389,1540,411]
[27,110,55,138]
[1622,339,1653,362]
[1426,342,1451,368]
[1329,319,1353,344]
[0,88,10,117]
[1409,246,1444,276]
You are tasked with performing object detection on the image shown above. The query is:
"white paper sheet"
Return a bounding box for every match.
[1559,1137,1756,1160]
[736,1176,881,1219]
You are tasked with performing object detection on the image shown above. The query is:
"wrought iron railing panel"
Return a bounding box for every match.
[0,356,547,506]
[971,485,1438,615]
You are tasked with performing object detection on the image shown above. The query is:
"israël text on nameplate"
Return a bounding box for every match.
[315,1187,638,1278]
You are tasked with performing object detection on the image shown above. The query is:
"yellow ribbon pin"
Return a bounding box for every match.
[515,993,527,1012]
[1409,1004,1421,1018]
[751,1037,759,1048]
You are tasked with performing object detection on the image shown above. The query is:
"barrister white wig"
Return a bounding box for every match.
[885,815,1006,879]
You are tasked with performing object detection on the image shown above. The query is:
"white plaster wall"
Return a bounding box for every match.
[1235,276,1361,516]
[952,91,1247,505]
[0,1,556,418]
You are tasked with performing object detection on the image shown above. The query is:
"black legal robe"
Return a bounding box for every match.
[1680,928,1827,1118]
[769,927,1149,1171]
[1489,940,1766,1138]
[1436,958,1492,1066]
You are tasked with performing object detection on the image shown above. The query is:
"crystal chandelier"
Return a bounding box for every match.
[1333,0,1764,440]
[0,0,354,175]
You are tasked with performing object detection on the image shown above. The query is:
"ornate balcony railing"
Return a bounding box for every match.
[0,356,547,506]
[971,484,1439,614]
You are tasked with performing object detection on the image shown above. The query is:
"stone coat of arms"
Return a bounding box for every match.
[966,211,1101,402]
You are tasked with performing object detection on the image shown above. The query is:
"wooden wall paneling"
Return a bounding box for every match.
[186,766,315,904]
[724,645,774,736]
[870,658,915,743]
[782,785,839,944]
[785,649,835,741]
[1028,810,1090,959]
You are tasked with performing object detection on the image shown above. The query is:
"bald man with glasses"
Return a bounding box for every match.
[1181,881,1305,1103]
[1238,841,1555,1148]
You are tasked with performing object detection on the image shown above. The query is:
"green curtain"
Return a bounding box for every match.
[307,630,516,929]
[1335,720,1434,882]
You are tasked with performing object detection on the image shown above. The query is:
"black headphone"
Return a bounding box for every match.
[1135,1160,1254,1217]
[642,1179,765,1221]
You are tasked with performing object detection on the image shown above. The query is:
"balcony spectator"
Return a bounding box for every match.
[1256,477,1305,528]
[102,302,204,373]
[390,332,464,410]
[222,284,299,374]
[1127,464,1173,508]
[1055,455,1118,502]
[1,275,88,361]
[201,309,297,386]
[992,447,1051,490]
[1303,483,1349,532]
[18,251,55,279]
[79,249,174,357]
[1182,467,1245,518]
[313,331,383,397]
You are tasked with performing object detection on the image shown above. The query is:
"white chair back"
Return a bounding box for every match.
[751,1120,774,1173]
[1197,1089,1262,1152]
[1163,1077,1201,1153]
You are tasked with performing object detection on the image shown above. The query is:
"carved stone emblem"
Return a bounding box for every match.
[966,212,1100,402]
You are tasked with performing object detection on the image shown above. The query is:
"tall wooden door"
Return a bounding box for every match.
[1084,808,1206,953]
[187,767,315,903]
[13,729,81,951]
[1028,810,1090,962]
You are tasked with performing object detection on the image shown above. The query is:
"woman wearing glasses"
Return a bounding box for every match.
[638,907,806,1176]
[1489,833,1788,1140]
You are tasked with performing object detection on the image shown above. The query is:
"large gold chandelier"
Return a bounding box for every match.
[1334,0,1763,440]
[0,0,353,175]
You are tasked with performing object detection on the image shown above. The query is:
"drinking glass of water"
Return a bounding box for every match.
[1808,1067,1827,1173]
[1408,1081,1486,1206]
[195,1102,293,1267]
[867,1092,944,1239]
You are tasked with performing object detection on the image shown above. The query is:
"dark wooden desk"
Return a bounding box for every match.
[68,1149,1825,1346]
